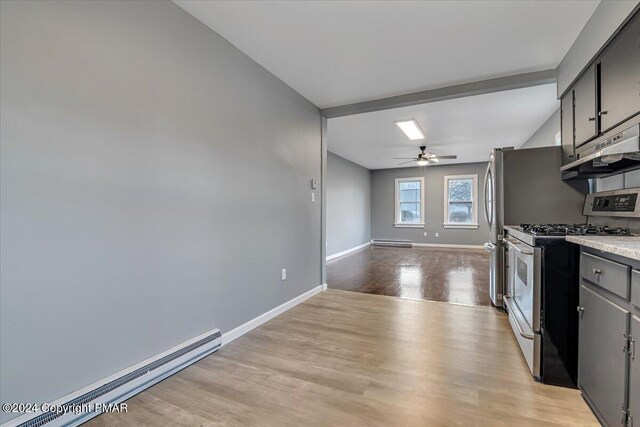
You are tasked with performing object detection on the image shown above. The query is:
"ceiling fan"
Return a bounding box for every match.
[394,145,457,166]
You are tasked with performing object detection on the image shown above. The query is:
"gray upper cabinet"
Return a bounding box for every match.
[559,10,640,173]
[599,12,640,133]
[561,93,574,165]
[631,316,640,426]
[579,284,629,426]
[573,65,598,148]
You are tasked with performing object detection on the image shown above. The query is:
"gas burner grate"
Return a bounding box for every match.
[519,223,632,236]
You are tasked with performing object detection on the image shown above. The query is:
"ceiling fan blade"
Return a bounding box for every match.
[393,157,416,160]
[432,155,457,160]
[397,160,416,165]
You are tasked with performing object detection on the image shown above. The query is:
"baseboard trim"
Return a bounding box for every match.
[221,283,326,346]
[326,242,370,261]
[1,328,222,427]
[1,284,328,427]
[412,243,485,250]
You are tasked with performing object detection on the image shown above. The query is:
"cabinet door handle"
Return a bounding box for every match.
[576,306,585,316]
[599,110,608,116]
[631,338,636,360]
[588,117,596,122]
[592,268,602,276]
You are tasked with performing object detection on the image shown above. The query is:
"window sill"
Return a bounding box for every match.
[443,223,479,229]
[394,223,425,228]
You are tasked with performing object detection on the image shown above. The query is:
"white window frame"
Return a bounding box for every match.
[394,177,425,228]
[443,174,478,229]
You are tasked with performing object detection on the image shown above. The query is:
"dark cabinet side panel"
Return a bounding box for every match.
[561,93,575,166]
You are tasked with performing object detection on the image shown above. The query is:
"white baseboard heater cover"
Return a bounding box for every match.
[371,239,412,248]
[11,329,221,427]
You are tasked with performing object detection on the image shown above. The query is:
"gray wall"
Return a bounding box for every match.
[503,146,587,225]
[0,1,321,421]
[371,163,489,246]
[520,108,560,149]
[326,152,371,256]
[557,1,639,97]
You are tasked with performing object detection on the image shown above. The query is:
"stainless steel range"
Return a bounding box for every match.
[503,198,637,387]
[509,223,633,245]
[483,146,588,308]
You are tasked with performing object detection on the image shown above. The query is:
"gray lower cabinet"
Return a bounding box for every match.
[630,316,639,426]
[579,284,629,426]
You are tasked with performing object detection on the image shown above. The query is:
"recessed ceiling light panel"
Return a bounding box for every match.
[395,119,425,140]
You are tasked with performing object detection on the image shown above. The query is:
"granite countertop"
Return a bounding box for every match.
[565,236,640,261]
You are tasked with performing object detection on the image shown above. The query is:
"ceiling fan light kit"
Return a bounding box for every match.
[393,145,457,166]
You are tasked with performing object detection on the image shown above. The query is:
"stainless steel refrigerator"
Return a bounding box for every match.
[483,146,588,307]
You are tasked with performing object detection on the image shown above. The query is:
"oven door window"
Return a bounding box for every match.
[517,258,528,286]
[513,248,537,332]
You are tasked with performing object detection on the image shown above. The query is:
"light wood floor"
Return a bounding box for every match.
[87,290,597,426]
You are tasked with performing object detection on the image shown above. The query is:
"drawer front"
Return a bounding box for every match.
[580,252,630,299]
[632,270,640,308]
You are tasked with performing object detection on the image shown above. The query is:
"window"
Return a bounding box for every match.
[444,175,478,229]
[395,177,425,228]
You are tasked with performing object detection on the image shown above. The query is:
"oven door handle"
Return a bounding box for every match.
[511,242,534,256]
[513,313,535,340]
[506,298,536,340]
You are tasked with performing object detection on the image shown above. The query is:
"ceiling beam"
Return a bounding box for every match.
[320,69,557,118]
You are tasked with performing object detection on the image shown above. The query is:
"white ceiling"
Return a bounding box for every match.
[327,84,559,169]
[174,0,599,108]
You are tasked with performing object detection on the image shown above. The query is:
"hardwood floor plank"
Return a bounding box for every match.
[86,290,596,426]
[327,246,491,305]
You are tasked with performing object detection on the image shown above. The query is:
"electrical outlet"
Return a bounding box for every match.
[423,232,427,237]
[281,268,287,281]
[435,232,439,238]
[311,192,315,202]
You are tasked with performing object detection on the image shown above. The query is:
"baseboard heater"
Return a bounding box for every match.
[10,329,221,427]
[371,239,412,248]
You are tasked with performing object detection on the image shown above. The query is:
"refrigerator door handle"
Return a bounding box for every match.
[483,164,492,227]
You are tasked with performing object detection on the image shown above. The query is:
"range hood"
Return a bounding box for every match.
[561,124,640,179]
